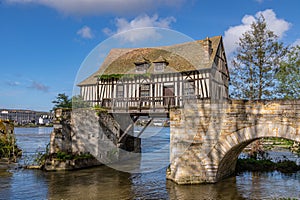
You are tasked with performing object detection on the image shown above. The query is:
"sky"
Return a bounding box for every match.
[1,0,300,111]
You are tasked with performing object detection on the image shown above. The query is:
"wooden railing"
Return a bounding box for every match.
[101,96,179,112]
[85,95,214,113]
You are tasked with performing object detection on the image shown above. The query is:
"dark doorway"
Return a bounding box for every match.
[163,85,175,106]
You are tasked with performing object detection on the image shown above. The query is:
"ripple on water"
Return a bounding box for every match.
[0,127,300,199]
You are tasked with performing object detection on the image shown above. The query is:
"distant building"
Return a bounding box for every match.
[0,109,52,125]
[38,114,52,125]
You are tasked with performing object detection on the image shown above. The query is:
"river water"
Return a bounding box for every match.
[0,127,300,200]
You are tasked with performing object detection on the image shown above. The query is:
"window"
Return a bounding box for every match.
[153,56,168,72]
[140,84,150,98]
[135,63,150,73]
[154,62,166,72]
[116,85,124,98]
[184,80,195,96]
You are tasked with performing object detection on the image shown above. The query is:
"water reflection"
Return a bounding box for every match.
[0,170,13,199]
[167,177,246,200]
[236,171,300,199]
[45,166,133,200]
[0,127,299,199]
[0,169,48,200]
[167,171,300,200]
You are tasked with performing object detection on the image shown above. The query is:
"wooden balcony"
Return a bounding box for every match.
[101,96,179,114]
[82,95,216,116]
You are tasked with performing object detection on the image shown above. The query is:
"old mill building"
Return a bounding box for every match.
[78,36,229,111]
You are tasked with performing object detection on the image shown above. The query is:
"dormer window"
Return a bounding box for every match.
[135,62,150,73]
[154,62,166,72]
[153,56,168,72]
[135,57,150,73]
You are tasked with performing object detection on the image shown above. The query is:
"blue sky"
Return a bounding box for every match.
[1,0,300,111]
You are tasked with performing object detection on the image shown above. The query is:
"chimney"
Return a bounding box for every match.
[203,37,212,60]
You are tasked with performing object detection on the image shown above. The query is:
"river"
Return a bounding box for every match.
[0,127,300,200]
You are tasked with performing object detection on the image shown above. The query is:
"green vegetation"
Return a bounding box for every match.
[34,149,95,168]
[270,138,294,147]
[52,93,72,109]
[230,14,300,101]
[276,45,300,99]
[33,152,47,166]
[99,74,123,80]
[236,158,275,172]
[32,143,49,166]
[93,104,108,114]
[72,95,91,108]
[0,137,21,161]
[230,15,288,100]
[236,158,300,173]
[238,138,300,174]
[98,72,152,80]
[0,120,22,162]
[52,152,94,162]
[260,138,300,155]
[52,93,91,110]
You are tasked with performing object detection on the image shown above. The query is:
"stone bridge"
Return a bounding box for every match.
[167,99,300,184]
[49,99,300,184]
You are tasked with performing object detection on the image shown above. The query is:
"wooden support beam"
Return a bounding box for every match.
[136,118,153,138]
[118,116,139,143]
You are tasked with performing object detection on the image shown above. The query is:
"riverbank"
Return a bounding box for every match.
[236,158,300,173]
[14,124,53,128]
[238,141,300,174]
[262,138,300,154]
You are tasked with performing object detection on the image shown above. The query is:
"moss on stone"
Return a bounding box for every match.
[0,121,22,161]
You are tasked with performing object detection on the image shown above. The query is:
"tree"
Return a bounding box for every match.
[72,95,91,108]
[230,15,288,100]
[276,45,300,99]
[52,93,72,110]
[52,93,91,110]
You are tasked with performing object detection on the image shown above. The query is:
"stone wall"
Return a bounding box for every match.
[48,108,141,169]
[0,120,14,138]
[0,119,21,162]
[167,99,300,184]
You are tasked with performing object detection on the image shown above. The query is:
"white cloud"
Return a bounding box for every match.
[4,0,185,16]
[29,81,49,92]
[103,14,176,43]
[6,81,20,86]
[292,39,300,47]
[77,26,94,39]
[224,9,291,55]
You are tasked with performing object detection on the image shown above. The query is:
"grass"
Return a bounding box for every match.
[263,137,295,149]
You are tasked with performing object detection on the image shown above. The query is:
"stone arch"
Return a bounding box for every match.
[215,123,300,181]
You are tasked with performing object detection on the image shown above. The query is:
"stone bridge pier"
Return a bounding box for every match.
[49,108,141,170]
[167,100,300,184]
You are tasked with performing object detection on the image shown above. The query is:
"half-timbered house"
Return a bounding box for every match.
[78,36,229,111]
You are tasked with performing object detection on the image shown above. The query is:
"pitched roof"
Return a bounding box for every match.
[78,36,222,86]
